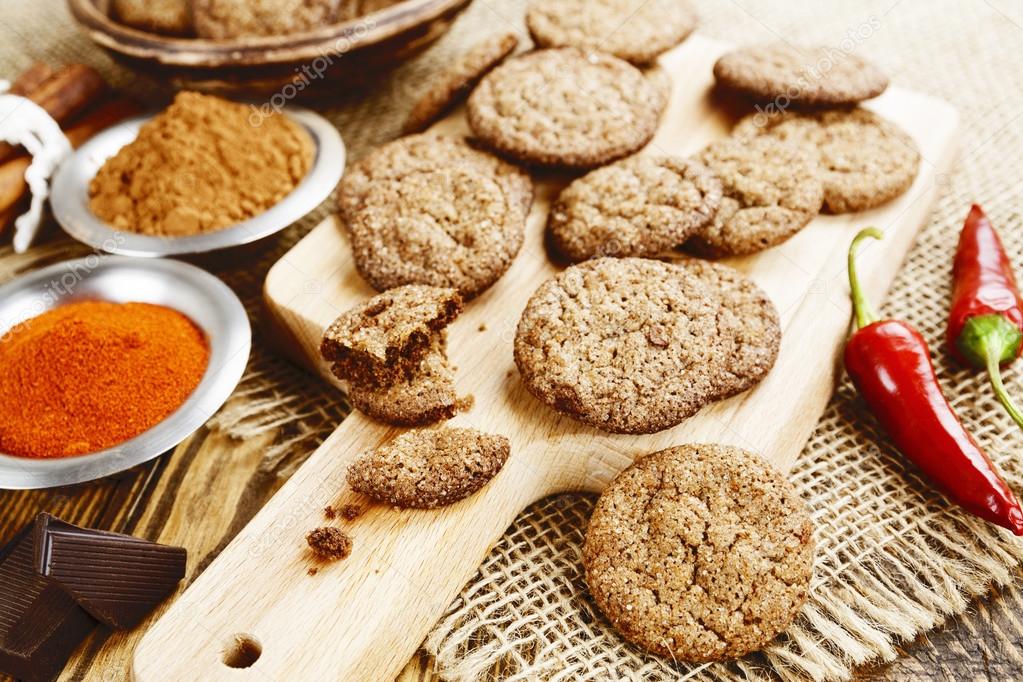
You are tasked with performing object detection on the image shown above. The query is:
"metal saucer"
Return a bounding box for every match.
[50,107,345,257]
[0,256,251,489]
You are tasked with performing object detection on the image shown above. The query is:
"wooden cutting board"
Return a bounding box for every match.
[133,34,959,681]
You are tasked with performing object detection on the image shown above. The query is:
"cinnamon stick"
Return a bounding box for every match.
[8,62,54,96]
[0,98,140,234]
[0,64,107,164]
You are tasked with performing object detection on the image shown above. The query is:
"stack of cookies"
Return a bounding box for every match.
[317,1,925,666]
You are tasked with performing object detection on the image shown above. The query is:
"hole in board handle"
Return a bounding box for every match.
[222,634,262,669]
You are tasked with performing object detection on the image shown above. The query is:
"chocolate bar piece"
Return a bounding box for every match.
[34,514,187,630]
[0,528,96,682]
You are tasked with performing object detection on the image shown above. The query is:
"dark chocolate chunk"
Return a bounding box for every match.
[0,528,96,682]
[33,514,187,631]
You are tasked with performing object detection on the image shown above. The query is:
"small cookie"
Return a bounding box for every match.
[467,48,667,168]
[340,135,533,298]
[347,427,510,508]
[714,43,889,106]
[113,0,192,35]
[402,33,520,135]
[733,108,920,213]
[514,258,780,434]
[548,155,721,262]
[194,0,339,39]
[320,285,462,386]
[526,0,697,65]
[583,444,814,661]
[345,334,459,427]
[685,136,824,257]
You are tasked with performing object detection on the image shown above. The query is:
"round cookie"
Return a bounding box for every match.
[548,155,722,262]
[526,0,697,65]
[713,43,889,106]
[583,444,815,661]
[194,0,339,39]
[113,0,192,35]
[514,257,781,434]
[347,427,511,508]
[340,135,533,299]
[402,33,520,135]
[467,48,667,168]
[733,108,920,214]
[686,136,824,257]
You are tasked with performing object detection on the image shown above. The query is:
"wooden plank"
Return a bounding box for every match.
[133,34,959,681]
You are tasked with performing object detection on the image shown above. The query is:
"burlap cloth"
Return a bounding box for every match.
[3,1,1023,680]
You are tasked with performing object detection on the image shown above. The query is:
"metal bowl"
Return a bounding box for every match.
[0,256,251,489]
[50,107,345,257]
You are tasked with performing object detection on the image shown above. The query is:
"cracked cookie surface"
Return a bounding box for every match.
[686,136,823,257]
[733,108,919,214]
[583,444,815,661]
[320,285,462,387]
[467,48,667,168]
[194,0,340,39]
[347,427,510,508]
[526,0,697,65]
[402,33,519,134]
[548,155,721,262]
[340,135,533,298]
[714,43,888,106]
[514,257,781,434]
[344,333,460,427]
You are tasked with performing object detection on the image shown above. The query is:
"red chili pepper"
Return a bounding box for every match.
[845,228,1023,534]
[947,204,1023,430]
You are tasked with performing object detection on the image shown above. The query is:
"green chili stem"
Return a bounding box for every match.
[848,228,884,330]
[986,347,1023,430]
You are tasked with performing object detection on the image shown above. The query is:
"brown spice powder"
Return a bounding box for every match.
[89,91,314,236]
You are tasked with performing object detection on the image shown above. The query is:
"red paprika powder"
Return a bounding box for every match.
[0,300,210,458]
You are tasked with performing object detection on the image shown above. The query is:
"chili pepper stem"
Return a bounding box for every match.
[958,313,1023,431]
[848,228,885,329]
[985,352,1023,430]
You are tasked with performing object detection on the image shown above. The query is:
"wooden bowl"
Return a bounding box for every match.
[67,0,473,97]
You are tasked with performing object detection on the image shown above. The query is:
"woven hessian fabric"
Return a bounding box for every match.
[3,1,1023,680]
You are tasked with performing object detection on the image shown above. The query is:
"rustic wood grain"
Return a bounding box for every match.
[127,33,955,681]
[2,422,1022,681]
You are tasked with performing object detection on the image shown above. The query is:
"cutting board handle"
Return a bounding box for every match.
[132,416,554,681]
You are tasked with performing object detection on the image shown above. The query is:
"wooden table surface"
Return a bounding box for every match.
[1,418,1021,681]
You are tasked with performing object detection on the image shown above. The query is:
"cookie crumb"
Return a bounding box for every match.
[306,527,352,561]
[307,567,318,576]
[340,504,362,521]
[456,394,476,413]
[323,505,337,520]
